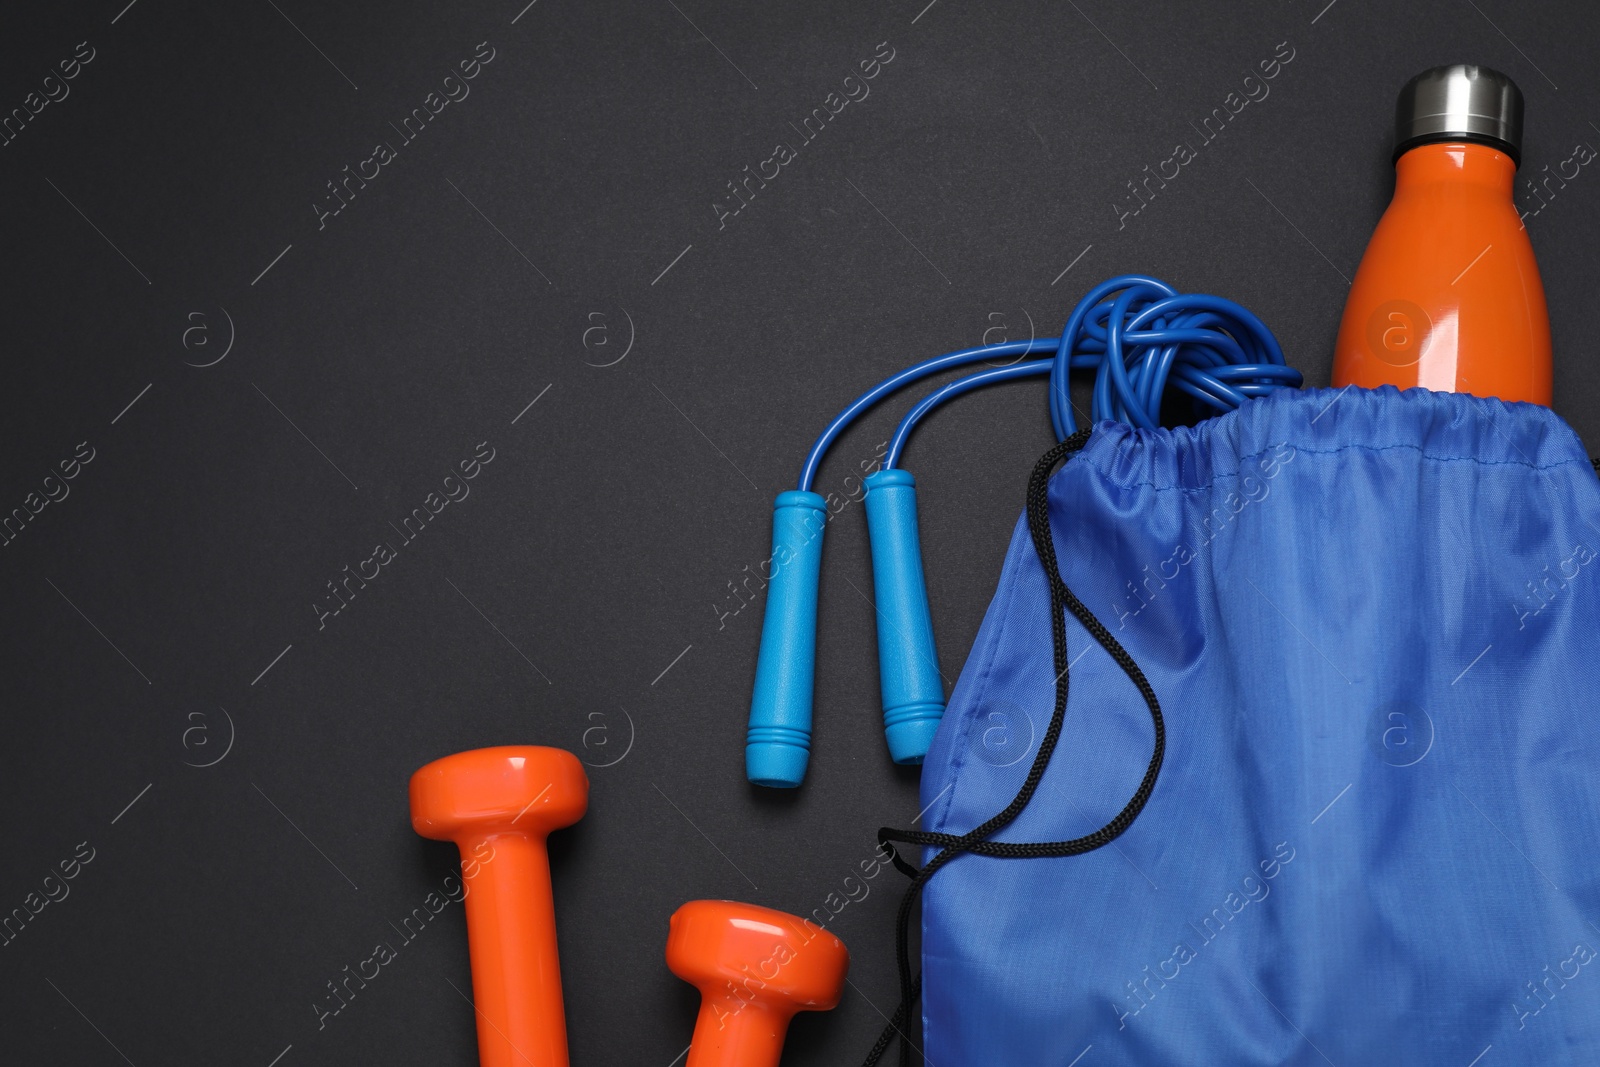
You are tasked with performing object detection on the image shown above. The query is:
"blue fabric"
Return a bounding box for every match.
[920,385,1600,1065]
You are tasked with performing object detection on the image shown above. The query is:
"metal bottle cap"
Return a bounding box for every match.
[1393,64,1523,164]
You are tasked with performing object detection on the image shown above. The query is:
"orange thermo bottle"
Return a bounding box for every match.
[1332,65,1551,404]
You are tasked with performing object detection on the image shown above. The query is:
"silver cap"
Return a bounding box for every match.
[1394,64,1523,164]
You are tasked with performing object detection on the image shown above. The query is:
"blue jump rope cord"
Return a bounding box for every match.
[745,273,1303,792]
[797,274,1301,489]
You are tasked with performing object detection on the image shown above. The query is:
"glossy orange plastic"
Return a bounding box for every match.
[666,900,849,1067]
[410,746,588,1067]
[1332,142,1551,403]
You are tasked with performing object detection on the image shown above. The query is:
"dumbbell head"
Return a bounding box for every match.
[410,745,588,843]
[668,900,849,1047]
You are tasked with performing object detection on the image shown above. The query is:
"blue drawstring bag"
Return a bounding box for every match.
[882,385,1600,1065]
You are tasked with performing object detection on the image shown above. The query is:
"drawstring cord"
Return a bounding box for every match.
[861,429,1169,1067]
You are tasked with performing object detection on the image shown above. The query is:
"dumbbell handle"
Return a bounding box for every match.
[688,1000,790,1067]
[458,832,569,1067]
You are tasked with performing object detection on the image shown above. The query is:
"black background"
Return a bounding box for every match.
[1,1,1596,1064]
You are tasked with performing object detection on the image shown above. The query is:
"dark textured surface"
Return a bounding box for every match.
[1,1,1595,1064]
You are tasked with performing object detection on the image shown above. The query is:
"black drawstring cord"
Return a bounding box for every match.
[861,429,1168,1067]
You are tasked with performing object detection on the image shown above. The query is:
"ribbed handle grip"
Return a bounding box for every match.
[863,469,945,764]
[746,490,828,787]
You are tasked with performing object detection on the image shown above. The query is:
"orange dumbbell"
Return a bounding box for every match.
[667,900,850,1067]
[410,746,588,1067]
